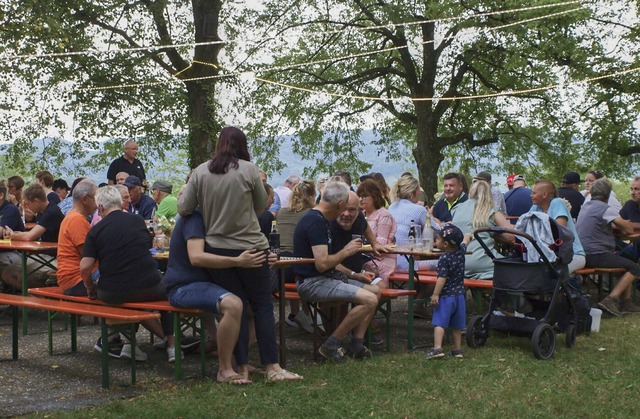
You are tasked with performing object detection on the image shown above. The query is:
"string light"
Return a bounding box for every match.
[0,0,583,62]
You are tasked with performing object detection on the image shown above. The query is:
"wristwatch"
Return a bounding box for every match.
[350,271,356,278]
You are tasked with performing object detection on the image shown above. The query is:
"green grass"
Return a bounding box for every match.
[34,315,640,418]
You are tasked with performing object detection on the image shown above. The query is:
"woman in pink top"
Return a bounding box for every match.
[357,179,397,288]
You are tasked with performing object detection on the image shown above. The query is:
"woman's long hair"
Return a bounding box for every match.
[289,180,316,212]
[208,126,251,174]
[469,180,494,229]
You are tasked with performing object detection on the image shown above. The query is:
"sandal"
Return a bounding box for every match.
[217,373,252,385]
[266,369,304,382]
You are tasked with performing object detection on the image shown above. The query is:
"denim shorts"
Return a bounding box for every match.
[296,273,364,303]
[168,281,232,315]
[432,294,466,330]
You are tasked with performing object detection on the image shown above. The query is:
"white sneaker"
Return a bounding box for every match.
[294,311,314,334]
[120,344,148,362]
[167,346,183,363]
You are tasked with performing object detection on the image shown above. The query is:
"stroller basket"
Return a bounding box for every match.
[493,258,558,293]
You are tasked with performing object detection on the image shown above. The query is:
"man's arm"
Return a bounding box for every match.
[311,240,361,273]
[612,217,635,236]
[363,225,384,256]
[11,225,46,241]
[187,238,267,269]
[79,256,97,299]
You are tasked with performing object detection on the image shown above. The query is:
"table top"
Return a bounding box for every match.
[0,240,58,252]
[362,244,446,260]
[273,257,315,268]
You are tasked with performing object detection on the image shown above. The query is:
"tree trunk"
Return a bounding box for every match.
[413,103,443,207]
[185,0,224,169]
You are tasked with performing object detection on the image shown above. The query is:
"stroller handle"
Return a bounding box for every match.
[472,226,556,266]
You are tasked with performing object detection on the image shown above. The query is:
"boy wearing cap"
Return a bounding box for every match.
[152,180,178,219]
[425,223,471,360]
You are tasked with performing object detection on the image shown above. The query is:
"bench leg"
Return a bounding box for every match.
[130,323,137,385]
[70,314,77,352]
[100,320,110,389]
[11,305,18,360]
[48,310,54,356]
[174,313,183,380]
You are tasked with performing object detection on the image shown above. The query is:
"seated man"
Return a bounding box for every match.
[152,180,178,220]
[618,176,640,260]
[124,175,156,220]
[557,172,585,220]
[503,175,532,224]
[293,180,381,362]
[576,179,640,316]
[0,181,25,285]
[56,180,98,296]
[432,173,468,224]
[115,171,129,185]
[80,186,174,362]
[2,184,63,290]
[164,209,278,385]
[529,180,586,275]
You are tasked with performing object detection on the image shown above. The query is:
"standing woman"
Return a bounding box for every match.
[178,126,302,382]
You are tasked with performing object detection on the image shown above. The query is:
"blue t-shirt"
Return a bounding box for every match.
[330,211,367,272]
[530,198,585,256]
[620,200,640,222]
[436,243,467,297]
[293,209,332,278]
[164,210,212,295]
[0,200,25,231]
[504,187,533,224]
[38,200,65,242]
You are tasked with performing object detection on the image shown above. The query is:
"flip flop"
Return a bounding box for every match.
[248,367,266,377]
[218,374,252,385]
[266,369,304,382]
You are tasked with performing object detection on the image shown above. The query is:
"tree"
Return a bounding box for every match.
[240,0,640,202]
[0,0,226,179]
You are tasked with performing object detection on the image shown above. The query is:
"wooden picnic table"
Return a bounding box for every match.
[0,240,58,335]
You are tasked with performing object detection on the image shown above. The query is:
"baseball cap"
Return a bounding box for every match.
[562,172,583,184]
[473,171,492,182]
[513,175,525,182]
[124,175,142,188]
[437,223,464,249]
[506,174,517,185]
[151,180,172,194]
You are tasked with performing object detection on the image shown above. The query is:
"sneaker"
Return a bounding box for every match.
[424,347,445,360]
[293,311,314,334]
[285,313,299,328]
[370,333,384,346]
[450,349,464,359]
[120,344,148,361]
[167,346,184,363]
[93,337,123,359]
[153,337,168,350]
[347,345,373,359]
[598,296,623,317]
[181,336,201,353]
[318,343,349,363]
[621,299,640,314]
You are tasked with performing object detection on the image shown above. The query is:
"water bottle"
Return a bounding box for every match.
[422,216,434,251]
[269,220,281,258]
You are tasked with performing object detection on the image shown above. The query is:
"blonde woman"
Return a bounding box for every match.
[451,180,514,279]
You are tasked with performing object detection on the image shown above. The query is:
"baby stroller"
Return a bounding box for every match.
[466,223,582,360]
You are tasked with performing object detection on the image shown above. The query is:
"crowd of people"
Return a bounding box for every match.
[1,127,639,380]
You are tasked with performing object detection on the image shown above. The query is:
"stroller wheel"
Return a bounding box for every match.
[531,323,556,360]
[565,323,576,348]
[466,315,488,348]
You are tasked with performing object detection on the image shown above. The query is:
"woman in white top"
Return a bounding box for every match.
[581,170,622,213]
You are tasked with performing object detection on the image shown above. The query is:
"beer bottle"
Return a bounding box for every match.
[269,220,281,257]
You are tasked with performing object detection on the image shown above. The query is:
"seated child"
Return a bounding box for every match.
[424,223,470,360]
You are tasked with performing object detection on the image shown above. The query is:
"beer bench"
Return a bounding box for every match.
[28,287,208,381]
[0,293,159,388]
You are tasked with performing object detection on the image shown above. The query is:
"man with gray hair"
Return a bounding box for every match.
[293,181,380,362]
[270,174,302,213]
[576,179,640,316]
[56,180,98,296]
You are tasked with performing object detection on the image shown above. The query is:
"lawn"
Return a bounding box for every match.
[36,313,640,419]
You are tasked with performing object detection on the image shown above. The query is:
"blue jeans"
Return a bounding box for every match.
[206,247,277,366]
[168,281,232,315]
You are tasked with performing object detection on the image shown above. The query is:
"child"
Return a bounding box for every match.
[424,223,470,360]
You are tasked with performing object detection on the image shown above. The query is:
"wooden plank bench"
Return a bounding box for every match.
[0,293,159,388]
[275,286,416,353]
[28,287,208,381]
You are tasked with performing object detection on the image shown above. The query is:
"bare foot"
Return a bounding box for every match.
[217,372,252,385]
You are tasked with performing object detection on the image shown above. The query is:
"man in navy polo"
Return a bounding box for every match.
[124,175,156,220]
[503,175,532,224]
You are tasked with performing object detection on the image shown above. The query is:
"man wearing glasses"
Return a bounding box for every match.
[107,139,147,189]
